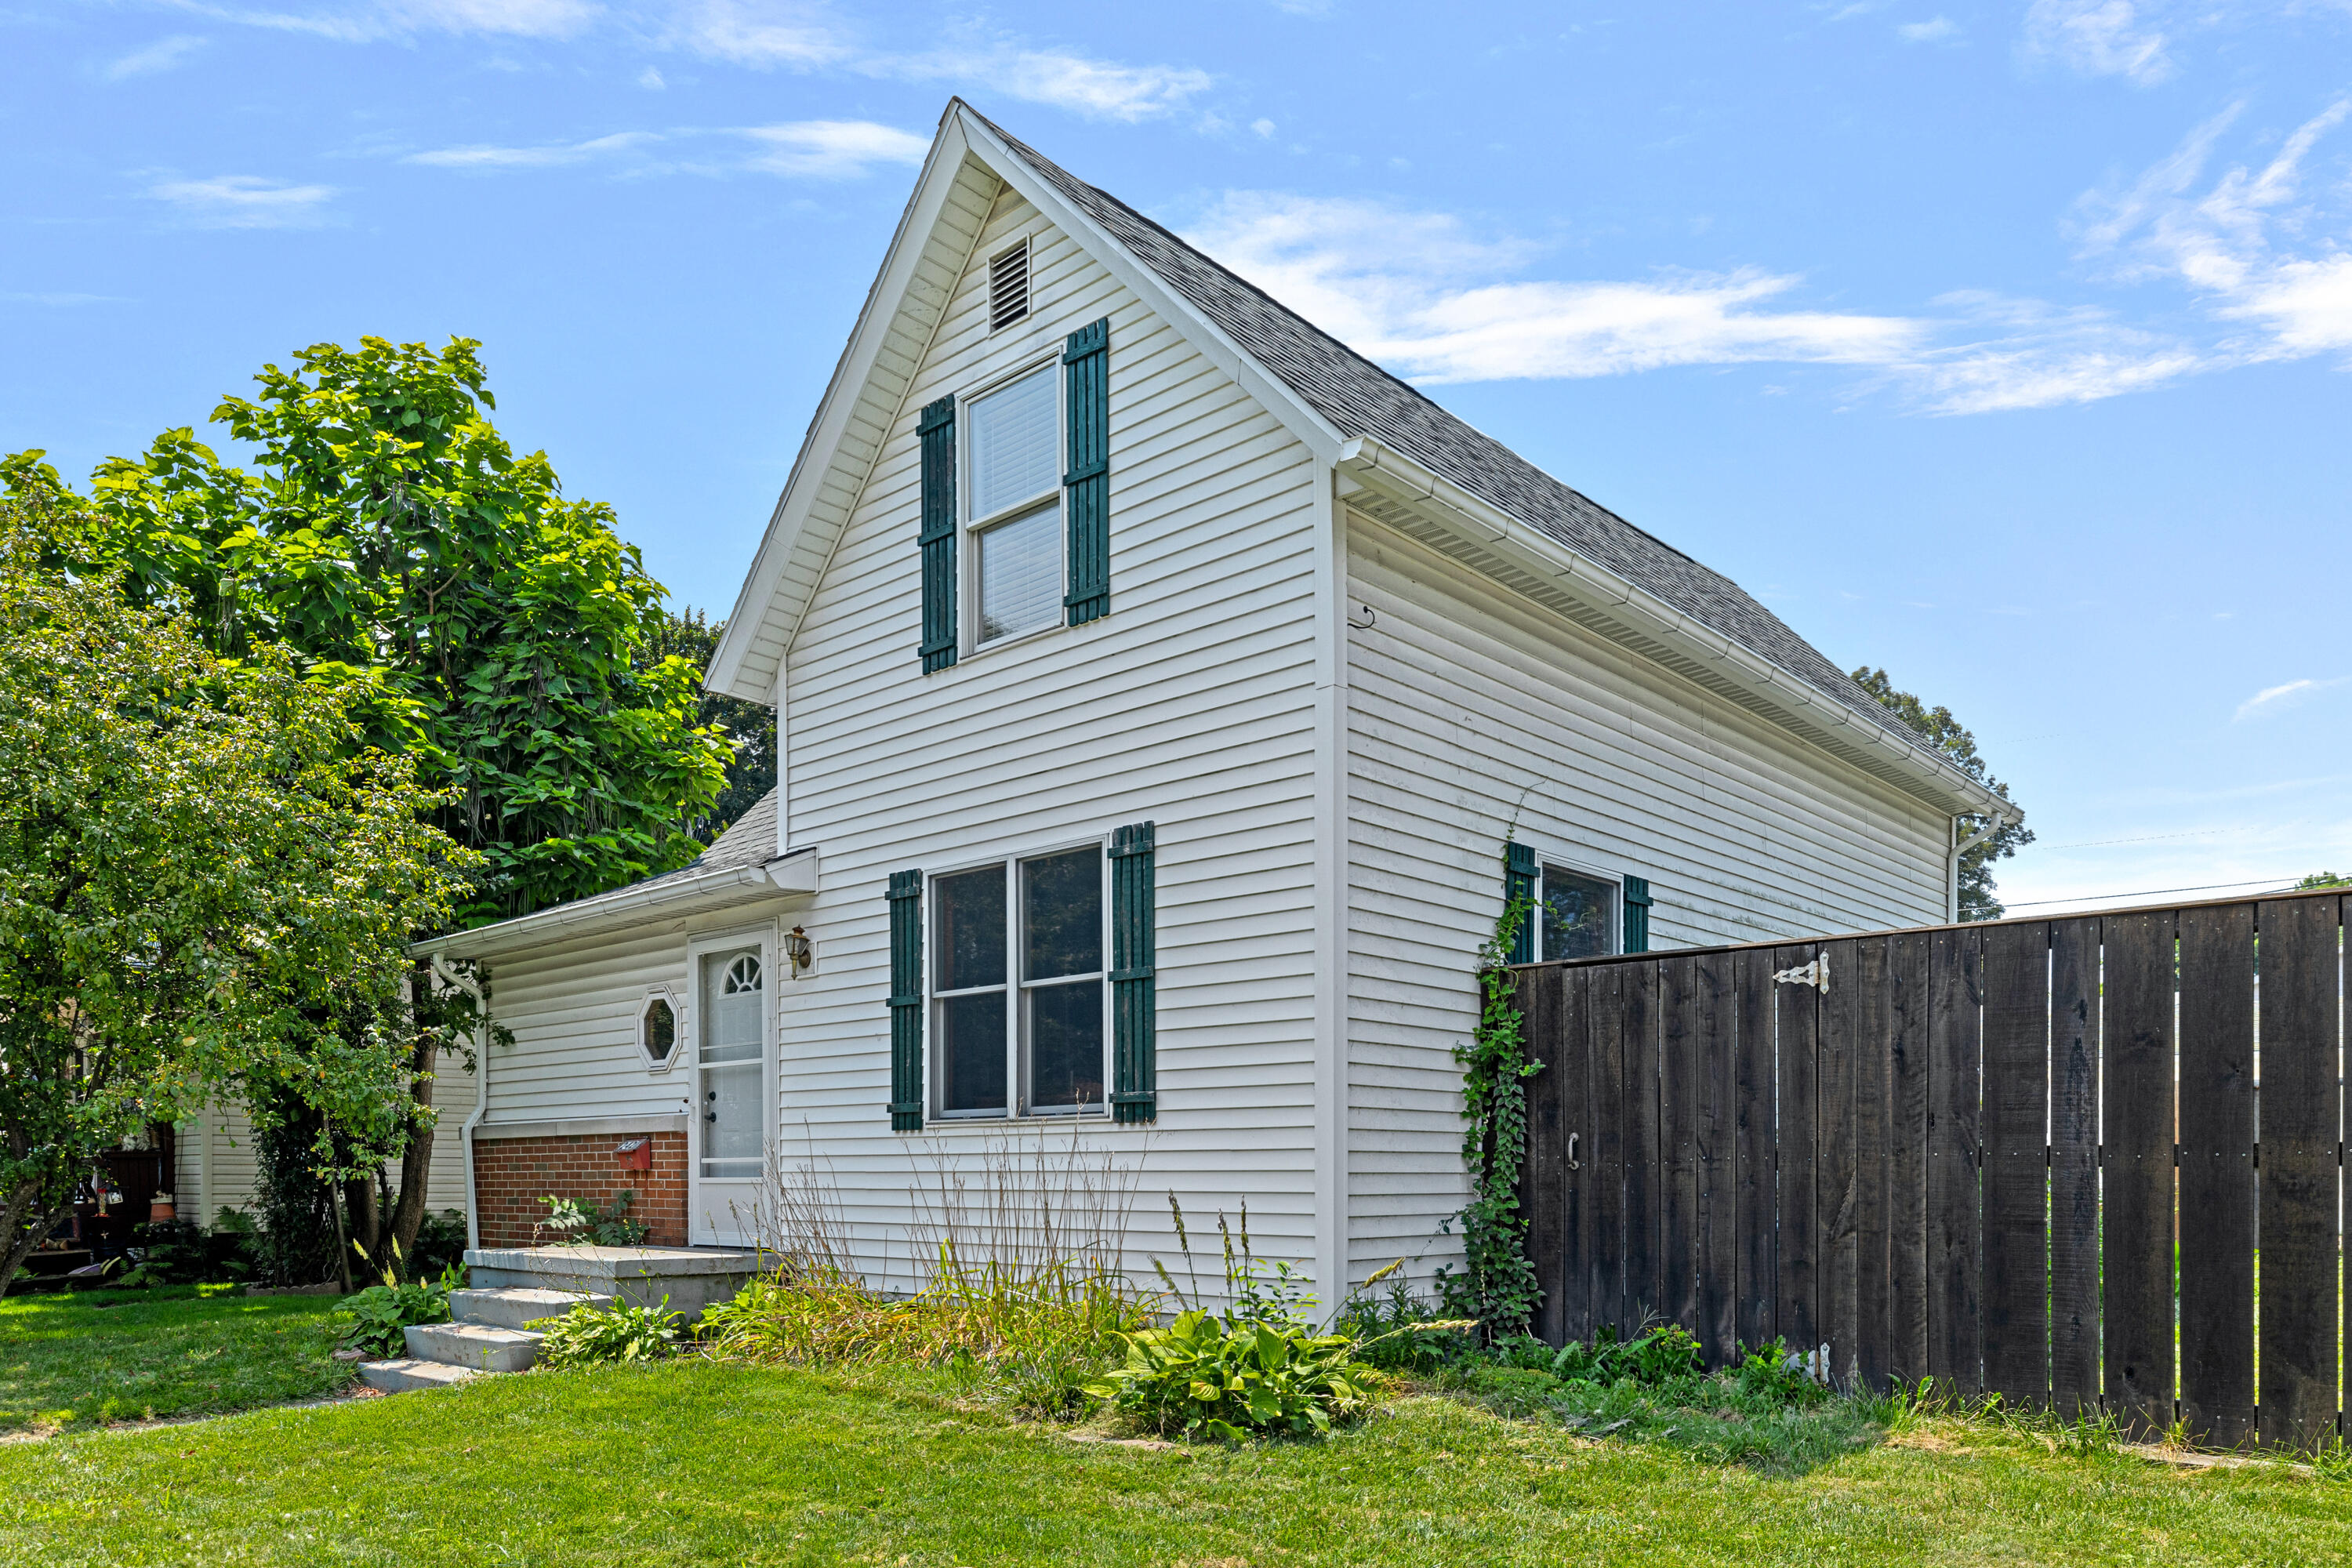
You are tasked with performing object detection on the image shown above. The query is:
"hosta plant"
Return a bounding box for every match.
[1087,1309,1381,1441]
[529,1297,681,1368]
[339,1265,462,1358]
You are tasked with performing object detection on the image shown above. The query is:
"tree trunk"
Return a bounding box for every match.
[384,1031,439,1271]
[0,1181,71,1300]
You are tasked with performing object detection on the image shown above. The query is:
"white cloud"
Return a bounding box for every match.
[737,119,928,177]
[160,0,598,41]
[147,174,338,227]
[2023,0,2172,85]
[662,0,847,66]
[403,119,924,178]
[891,46,1210,122]
[103,34,209,79]
[2234,677,2349,721]
[1897,16,1959,43]
[1251,118,1276,138]
[637,64,666,87]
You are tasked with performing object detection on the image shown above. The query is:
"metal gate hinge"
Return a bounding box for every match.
[1773,956,1830,993]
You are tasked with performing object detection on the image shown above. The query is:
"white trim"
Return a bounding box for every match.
[414,851,818,961]
[471,1113,688,1142]
[685,922,777,1246]
[1311,465,1348,1308]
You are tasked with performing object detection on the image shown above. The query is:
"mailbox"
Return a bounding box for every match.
[615,1138,652,1171]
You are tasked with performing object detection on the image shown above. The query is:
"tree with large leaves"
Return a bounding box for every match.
[1851,666,2034,920]
[0,499,472,1295]
[4,336,731,1271]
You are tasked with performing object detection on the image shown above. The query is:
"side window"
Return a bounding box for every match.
[1540,863,1619,961]
[639,992,678,1071]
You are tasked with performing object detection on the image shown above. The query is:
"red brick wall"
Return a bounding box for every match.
[471,1131,689,1248]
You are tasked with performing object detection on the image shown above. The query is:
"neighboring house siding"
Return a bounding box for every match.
[1341,514,1948,1282]
[771,182,1326,1291]
[174,1069,475,1225]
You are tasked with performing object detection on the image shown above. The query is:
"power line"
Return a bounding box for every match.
[2006,876,2312,909]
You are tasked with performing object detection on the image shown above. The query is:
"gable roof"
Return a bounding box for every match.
[966,107,1918,756]
[708,101,2015,824]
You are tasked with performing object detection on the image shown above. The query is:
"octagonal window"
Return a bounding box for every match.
[641,993,678,1069]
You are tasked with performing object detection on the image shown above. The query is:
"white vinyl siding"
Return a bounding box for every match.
[1342,514,1948,1283]
[174,1067,475,1228]
[773,182,1324,1293]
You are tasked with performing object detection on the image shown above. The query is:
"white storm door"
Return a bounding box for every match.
[692,945,765,1242]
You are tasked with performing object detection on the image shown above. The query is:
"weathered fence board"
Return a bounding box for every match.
[2100,908,2175,1437]
[2177,903,2256,1448]
[2256,895,2340,1451]
[1508,885,2344,1450]
[1926,924,1984,1396]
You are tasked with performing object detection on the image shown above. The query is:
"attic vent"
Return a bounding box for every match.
[988,240,1030,332]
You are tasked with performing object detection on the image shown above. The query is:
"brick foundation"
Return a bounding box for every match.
[471,1131,689,1248]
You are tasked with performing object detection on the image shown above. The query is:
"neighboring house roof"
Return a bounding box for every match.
[967,107,1920,753]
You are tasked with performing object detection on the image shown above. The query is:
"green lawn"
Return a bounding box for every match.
[3,1356,2347,1566]
[0,1284,351,1433]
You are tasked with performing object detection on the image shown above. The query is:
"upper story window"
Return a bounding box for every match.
[1540,862,1618,960]
[931,844,1107,1118]
[988,240,1031,331]
[964,365,1062,647]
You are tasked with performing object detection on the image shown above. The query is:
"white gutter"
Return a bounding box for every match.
[430,953,490,1253]
[1336,437,2017,822]
[413,848,819,963]
[1947,812,2009,924]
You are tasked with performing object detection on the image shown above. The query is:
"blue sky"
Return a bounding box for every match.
[6,0,2350,914]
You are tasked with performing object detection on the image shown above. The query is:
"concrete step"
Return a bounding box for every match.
[451,1286,615,1331]
[405,1320,544,1374]
[358,1358,481,1393]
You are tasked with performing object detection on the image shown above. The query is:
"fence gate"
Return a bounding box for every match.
[1512,887,2347,1447]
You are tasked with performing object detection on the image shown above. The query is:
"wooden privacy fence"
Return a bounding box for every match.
[1512,885,2349,1448]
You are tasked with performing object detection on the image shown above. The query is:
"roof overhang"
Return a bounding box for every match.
[416,848,819,963]
[1337,437,2017,824]
[706,100,1345,704]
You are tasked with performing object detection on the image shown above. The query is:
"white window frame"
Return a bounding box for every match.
[637,985,683,1075]
[957,355,1065,660]
[1535,853,1624,963]
[927,833,1112,1121]
[684,924,777,1243]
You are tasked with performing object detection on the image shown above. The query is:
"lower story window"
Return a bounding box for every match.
[1541,862,1618,960]
[931,844,1106,1116]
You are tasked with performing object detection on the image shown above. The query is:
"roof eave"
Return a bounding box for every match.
[1337,437,2020,824]
[415,848,820,963]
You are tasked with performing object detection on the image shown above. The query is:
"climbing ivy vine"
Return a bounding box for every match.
[1447,881,1543,1336]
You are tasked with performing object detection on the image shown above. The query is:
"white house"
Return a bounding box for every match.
[414,100,2016,1304]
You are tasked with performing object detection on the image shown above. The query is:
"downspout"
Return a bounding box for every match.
[431,954,490,1253]
[1948,812,2009,924]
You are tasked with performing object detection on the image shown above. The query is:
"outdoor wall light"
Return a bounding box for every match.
[782,925,814,975]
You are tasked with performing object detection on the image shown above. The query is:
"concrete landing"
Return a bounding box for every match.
[463,1245,763,1323]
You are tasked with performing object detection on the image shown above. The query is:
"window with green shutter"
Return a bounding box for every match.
[1109,821,1156,1123]
[917,396,957,673]
[1503,841,1537,964]
[1062,318,1110,626]
[887,869,924,1131]
[1622,875,1652,954]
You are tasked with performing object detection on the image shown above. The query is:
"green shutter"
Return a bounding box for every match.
[887,869,924,1131]
[916,396,957,672]
[1109,821,1156,1123]
[1622,875,1651,955]
[1062,318,1110,626]
[1504,840,1538,964]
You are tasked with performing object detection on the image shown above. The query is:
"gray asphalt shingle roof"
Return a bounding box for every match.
[975,109,1918,750]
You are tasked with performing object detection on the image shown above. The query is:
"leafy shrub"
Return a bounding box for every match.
[1333,1275,1479,1371]
[338,1265,462,1358]
[536,1190,649,1247]
[1087,1309,1381,1441]
[408,1209,470,1276]
[530,1297,681,1368]
[111,1219,256,1288]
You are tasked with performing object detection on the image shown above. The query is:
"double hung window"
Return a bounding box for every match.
[1539,863,1619,961]
[964,365,1062,648]
[931,845,1107,1117]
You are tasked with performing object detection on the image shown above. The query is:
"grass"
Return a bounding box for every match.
[3,1356,2350,1565]
[0,1283,351,1434]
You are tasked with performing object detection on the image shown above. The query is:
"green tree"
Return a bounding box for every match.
[1851,666,2034,921]
[649,608,778,842]
[0,499,472,1295]
[3,336,729,1271]
[2296,872,2350,890]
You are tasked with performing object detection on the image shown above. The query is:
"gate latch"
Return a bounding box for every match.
[1773,956,1830,993]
